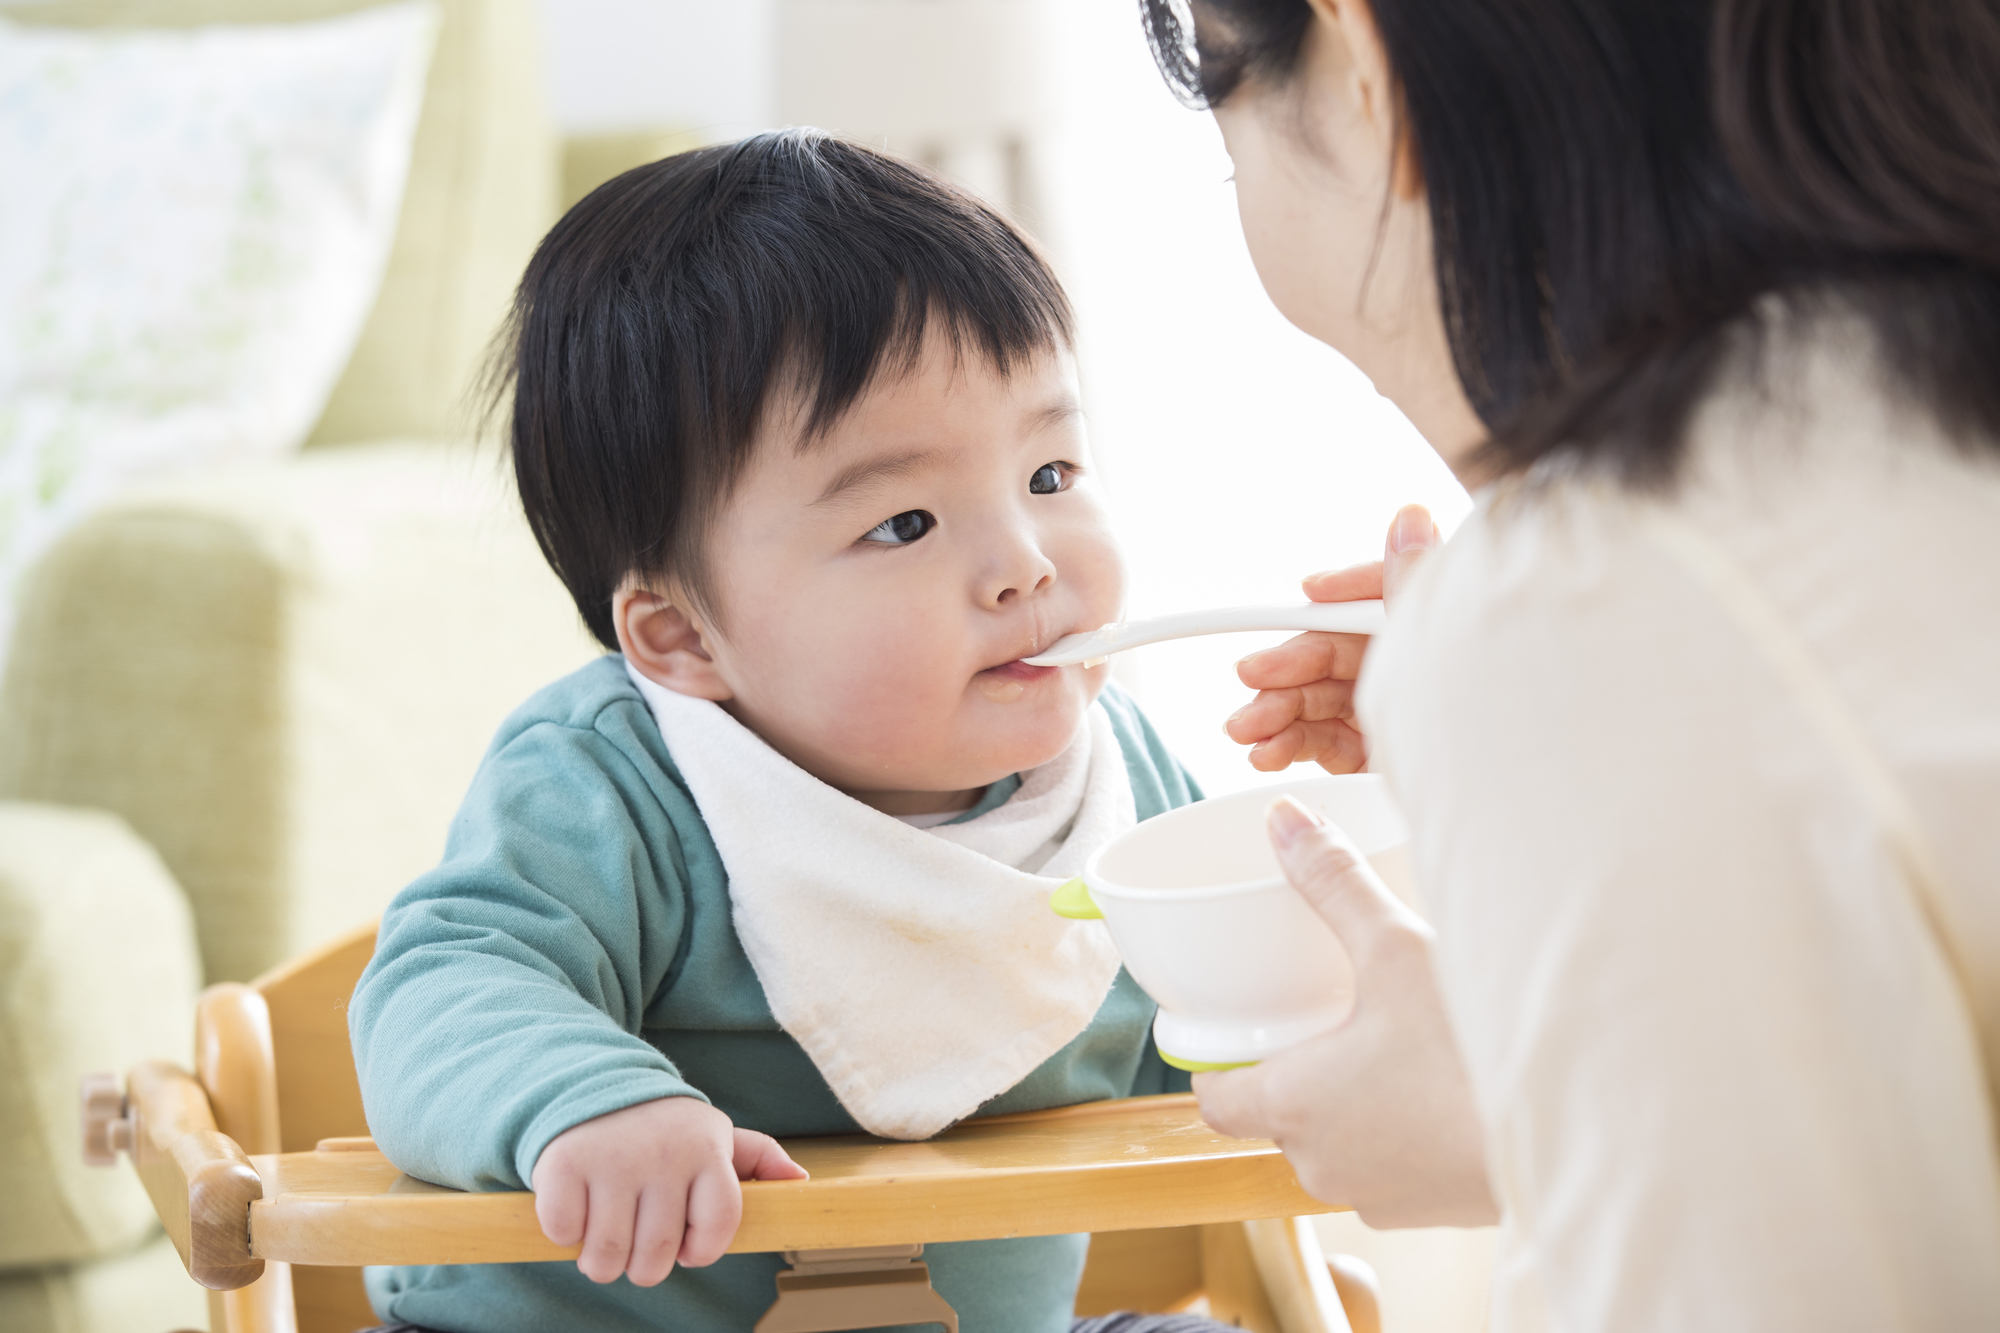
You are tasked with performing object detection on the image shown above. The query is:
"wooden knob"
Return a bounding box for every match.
[80,1073,132,1166]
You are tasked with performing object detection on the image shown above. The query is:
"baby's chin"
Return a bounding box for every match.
[958,669,1097,768]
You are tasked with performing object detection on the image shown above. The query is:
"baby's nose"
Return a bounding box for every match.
[994,568,1056,605]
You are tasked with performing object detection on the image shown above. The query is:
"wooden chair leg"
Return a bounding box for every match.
[1325,1255,1381,1333]
[198,984,282,1156]
[1244,1217,1352,1333]
[1201,1219,1355,1333]
[221,1266,299,1333]
[1199,1222,1281,1332]
[197,984,300,1333]
[1077,1227,1205,1316]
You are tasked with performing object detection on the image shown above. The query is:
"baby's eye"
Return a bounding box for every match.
[861,509,937,545]
[1029,462,1073,495]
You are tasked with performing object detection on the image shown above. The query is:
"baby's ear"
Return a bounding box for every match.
[614,587,734,702]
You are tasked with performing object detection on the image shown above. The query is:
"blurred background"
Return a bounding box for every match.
[554,0,1477,793]
[540,0,1475,794]
[0,2,1481,1329]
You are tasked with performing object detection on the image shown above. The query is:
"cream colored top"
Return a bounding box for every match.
[1358,321,2000,1330]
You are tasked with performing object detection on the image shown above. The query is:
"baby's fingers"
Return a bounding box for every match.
[678,1162,744,1269]
[626,1185,687,1287]
[576,1183,639,1284]
[733,1127,810,1181]
[532,1167,587,1249]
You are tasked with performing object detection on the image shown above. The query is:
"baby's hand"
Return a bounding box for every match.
[530,1097,808,1286]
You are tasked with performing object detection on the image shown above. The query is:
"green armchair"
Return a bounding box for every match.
[0,2,613,1328]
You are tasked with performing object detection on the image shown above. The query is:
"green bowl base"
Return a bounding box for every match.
[1158,1050,1257,1073]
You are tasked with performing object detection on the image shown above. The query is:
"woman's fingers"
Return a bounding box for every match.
[1190,1065,1273,1141]
[575,1182,639,1284]
[1267,797,1426,964]
[1300,560,1385,604]
[1238,630,1371,693]
[677,1162,744,1269]
[732,1127,810,1181]
[1234,507,1441,771]
[1189,795,1497,1227]
[626,1183,687,1286]
[1226,678,1356,743]
[1383,504,1441,603]
[1248,718,1367,773]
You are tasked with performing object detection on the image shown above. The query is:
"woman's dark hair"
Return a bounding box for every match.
[493,129,1072,648]
[1141,0,2000,482]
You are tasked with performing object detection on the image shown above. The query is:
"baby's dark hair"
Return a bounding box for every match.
[492,129,1074,650]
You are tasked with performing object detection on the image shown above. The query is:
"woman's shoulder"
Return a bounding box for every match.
[1361,320,2000,884]
[1392,315,2000,673]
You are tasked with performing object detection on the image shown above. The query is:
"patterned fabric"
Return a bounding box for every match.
[0,3,434,659]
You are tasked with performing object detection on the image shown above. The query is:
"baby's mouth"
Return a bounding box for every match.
[975,641,1064,702]
[984,659,1059,683]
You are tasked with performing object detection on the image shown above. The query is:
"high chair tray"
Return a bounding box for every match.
[248,1094,1330,1265]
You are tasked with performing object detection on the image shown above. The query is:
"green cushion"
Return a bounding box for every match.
[1,0,559,447]
[0,803,201,1269]
[0,1230,209,1333]
[0,442,602,983]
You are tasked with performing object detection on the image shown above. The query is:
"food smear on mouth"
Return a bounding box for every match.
[977,674,1028,703]
[976,659,1056,702]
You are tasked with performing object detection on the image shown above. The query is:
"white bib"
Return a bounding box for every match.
[626,663,1133,1140]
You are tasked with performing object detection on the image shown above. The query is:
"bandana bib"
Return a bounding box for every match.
[627,664,1133,1139]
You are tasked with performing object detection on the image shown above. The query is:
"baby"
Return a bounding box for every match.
[349,131,1204,1333]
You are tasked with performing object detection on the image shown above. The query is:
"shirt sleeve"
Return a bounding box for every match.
[1361,508,2000,1331]
[349,716,706,1192]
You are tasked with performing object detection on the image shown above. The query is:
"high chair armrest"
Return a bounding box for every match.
[247,1094,1335,1267]
[124,1060,265,1290]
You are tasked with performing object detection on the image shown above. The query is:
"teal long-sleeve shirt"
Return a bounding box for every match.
[349,656,1201,1333]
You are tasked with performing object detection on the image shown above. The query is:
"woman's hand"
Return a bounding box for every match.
[1225,504,1442,772]
[1194,797,1497,1229]
[531,1096,809,1286]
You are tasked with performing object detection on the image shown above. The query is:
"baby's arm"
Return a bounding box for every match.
[351,716,800,1284]
[533,1098,806,1285]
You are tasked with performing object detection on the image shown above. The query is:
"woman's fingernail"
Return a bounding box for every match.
[1226,706,1247,726]
[1390,505,1436,553]
[1268,795,1323,850]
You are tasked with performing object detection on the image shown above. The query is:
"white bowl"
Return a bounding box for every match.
[1057,775,1413,1070]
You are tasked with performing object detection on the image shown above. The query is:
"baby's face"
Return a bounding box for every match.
[633,335,1123,812]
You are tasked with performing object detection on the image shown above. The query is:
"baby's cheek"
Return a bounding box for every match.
[1057,516,1127,623]
[811,641,965,755]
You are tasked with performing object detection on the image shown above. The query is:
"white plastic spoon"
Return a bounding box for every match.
[1023,600,1388,668]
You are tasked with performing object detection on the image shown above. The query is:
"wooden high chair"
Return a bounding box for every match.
[82,925,1379,1333]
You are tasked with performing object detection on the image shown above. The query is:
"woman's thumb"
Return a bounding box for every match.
[1384,504,1441,605]
[1268,796,1408,960]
